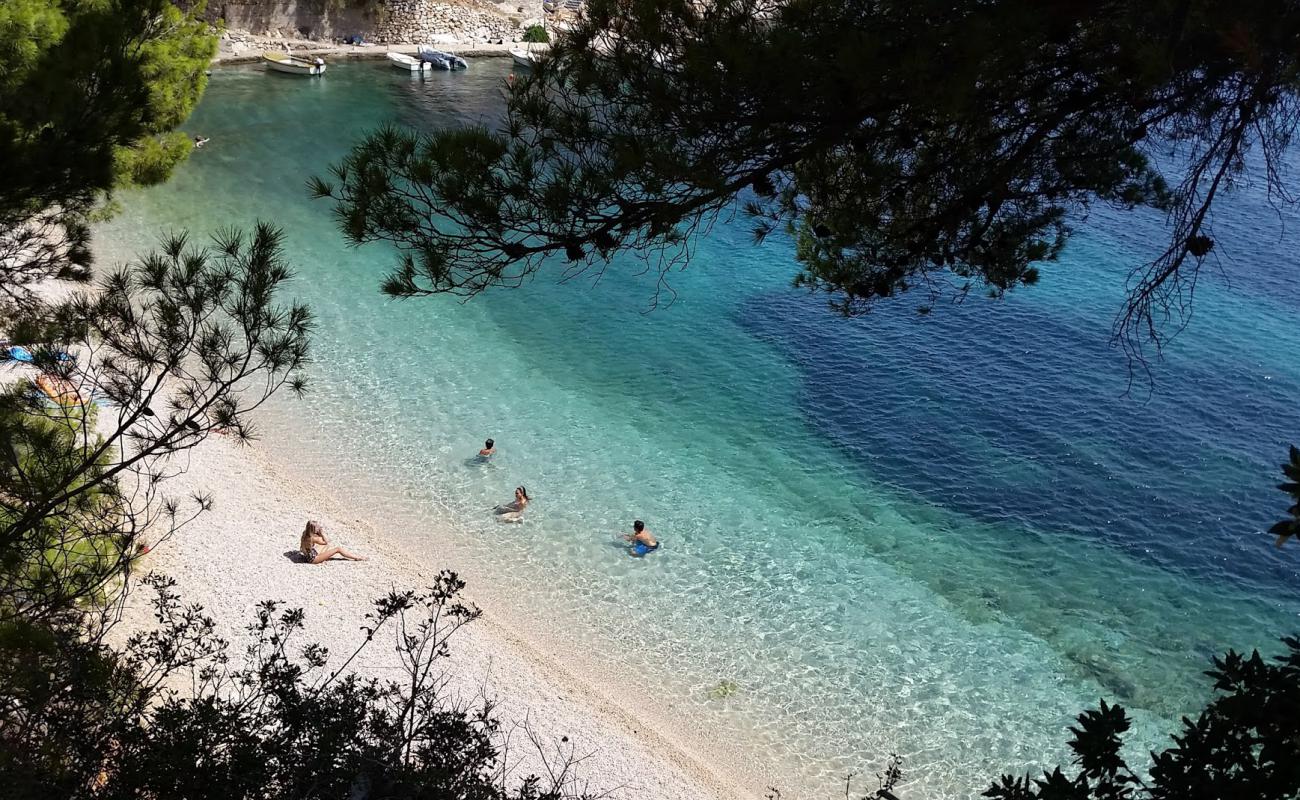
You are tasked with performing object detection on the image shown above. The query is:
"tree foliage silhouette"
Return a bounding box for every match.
[0,224,312,623]
[1,571,600,800]
[0,0,215,317]
[317,0,1300,358]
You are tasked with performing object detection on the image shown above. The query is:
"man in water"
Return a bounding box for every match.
[624,519,659,556]
[478,438,496,458]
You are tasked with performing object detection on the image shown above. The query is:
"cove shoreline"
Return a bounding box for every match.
[115,423,769,800]
[211,39,545,66]
[107,55,793,800]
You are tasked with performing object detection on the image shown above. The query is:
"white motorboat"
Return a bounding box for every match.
[509,47,543,69]
[262,51,326,75]
[387,52,429,72]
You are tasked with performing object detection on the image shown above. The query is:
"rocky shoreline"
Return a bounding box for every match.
[373,0,520,43]
[213,0,559,64]
[209,0,563,57]
[215,33,541,64]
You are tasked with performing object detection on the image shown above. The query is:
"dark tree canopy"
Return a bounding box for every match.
[1,572,598,800]
[1273,446,1300,548]
[317,0,1300,354]
[0,0,214,216]
[0,0,215,314]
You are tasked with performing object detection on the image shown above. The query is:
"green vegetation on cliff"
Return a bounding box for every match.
[0,0,215,316]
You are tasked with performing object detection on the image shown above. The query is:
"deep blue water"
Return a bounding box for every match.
[734,195,1300,706]
[752,228,1300,592]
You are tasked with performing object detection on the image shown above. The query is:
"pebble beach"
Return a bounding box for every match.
[115,432,754,800]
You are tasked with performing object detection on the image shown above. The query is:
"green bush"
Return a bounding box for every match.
[522,23,548,43]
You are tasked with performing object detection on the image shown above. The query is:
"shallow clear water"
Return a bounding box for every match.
[96,62,1300,798]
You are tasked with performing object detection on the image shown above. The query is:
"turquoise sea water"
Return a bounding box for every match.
[96,62,1300,798]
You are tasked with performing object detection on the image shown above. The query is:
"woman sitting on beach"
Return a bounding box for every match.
[494,486,529,523]
[299,520,367,563]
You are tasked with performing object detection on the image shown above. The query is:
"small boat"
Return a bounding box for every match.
[417,46,468,70]
[262,51,326,76]
[509,48,543,69]
[387,52,429,72]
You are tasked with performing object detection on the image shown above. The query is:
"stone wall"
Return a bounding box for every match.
[372,0,520,43]
[203,0,373,40]
[201,0,522,43]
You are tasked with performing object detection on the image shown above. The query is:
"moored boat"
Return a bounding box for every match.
[417,46,468,70]
[509,48,542,69]
[387,52,429,72]
[262,51,326,75]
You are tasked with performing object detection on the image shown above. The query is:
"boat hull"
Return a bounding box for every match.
[262,52,326,75]
[417,47,468,70]
[509,49,539,69]
[387,52,429,72]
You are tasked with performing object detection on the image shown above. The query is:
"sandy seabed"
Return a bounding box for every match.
[114,432,754,800]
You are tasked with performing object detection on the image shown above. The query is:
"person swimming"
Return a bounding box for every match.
[193,136,209,149]
[494,486,529,522]
[624,519,659,556]
[478,438,496,458]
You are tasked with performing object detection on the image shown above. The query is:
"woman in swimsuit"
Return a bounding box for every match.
[494,486,529,522]
[299,520,367,563]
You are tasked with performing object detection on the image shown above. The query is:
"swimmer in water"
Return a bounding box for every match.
[193,136,210,149]
[478,438,496,458]
[623,519,659,556]
[494,486,529,522]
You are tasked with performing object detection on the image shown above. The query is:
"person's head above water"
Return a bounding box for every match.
[516,486,528,501]
[633,519,645,532]
[485,438,494,448]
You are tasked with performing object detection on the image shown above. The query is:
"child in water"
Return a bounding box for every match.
[624,519,659,556]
